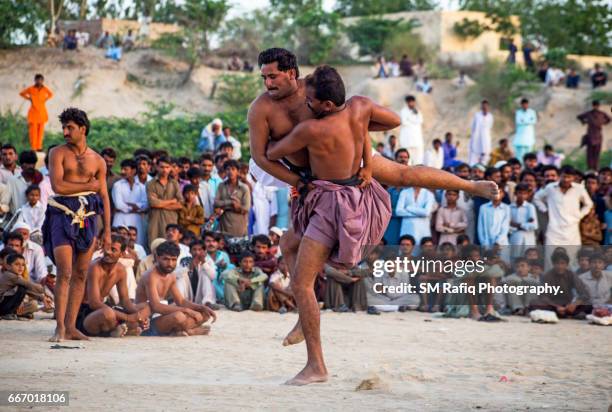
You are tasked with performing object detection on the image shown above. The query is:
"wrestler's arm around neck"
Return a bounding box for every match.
[266,121,314,161]
[248,97,302,187]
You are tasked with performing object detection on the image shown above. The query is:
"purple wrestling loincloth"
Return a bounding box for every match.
[42,193,103,263]
[292,176,391,268]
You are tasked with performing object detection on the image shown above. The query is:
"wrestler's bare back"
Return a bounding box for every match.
[268,96,372,181]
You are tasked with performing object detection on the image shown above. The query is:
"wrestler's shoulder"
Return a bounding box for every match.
[249,92,275,112]
[347,95,373,107]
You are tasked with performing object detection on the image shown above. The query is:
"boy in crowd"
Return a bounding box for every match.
[19,185,45,234]
[252,234,278,276]
[502,257,540,315]
[509,183,538,257]
[267,256,296,313]
[0,253,50,319]
[178,184,205,237]
[435,190,467,245]
[223,252,268,312]
[578,252,611,309]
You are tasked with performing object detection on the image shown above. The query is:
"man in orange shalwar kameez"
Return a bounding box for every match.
[19,74,53,151]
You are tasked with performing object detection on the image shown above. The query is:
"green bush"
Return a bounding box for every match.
[543,47,568,69]
[590,90,612,105]
[0,104,251,166]
[383,31,431,63]
[216,73,262,112]
[468,60,540,116]
[346,17,420,57]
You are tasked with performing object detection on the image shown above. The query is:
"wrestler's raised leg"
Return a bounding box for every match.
[65,237,98,341]
[279,228,304,346]
[372,156,498,199]
[286,236,331,386]
[49,245,73,342]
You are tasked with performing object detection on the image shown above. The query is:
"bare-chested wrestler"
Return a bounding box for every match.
[135,241,216,336]
[265,66,396,385]
[76,234,150,337]
[43,108,112,342]
[248,48,499,349]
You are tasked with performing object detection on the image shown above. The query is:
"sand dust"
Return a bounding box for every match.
[0,310,610,411]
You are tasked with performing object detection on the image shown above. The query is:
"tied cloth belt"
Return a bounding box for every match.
[47,191,97,229]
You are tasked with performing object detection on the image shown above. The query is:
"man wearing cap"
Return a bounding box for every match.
[12,223,46,282]
[198,119,227,153]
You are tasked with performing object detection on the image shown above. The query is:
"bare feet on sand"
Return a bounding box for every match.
[110,324,128,338]
[285,365,328,386]
[65,328,90,341]
[49,326,65,342]
[170,330,190,337]
[471,180,499,200]
[126,324,143,336]
[282,321,304,346]
[187,325,211,336]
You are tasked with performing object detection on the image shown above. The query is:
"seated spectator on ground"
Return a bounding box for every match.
[399,55,413,77]
[135,241,215,336]
[502,257,540,315]
[12,223,46,282]
[128,226,147,260]
[136,238,166,282]
[267,256,296,314]
[416,76,433,94]
[268,227,283,257]
[96,31,114,49]
[0,253,50,320]
[590,64,607,89]
[224,252,267,312]
[565,68,580,88]
[76,235,150,337]
[323,261,368,313]
[545,66,565,86]
[62,29,78,50]
[251,234,277,276]
[536,144,565,168]
[122,29,136,51]
[189,240,219,310]
[222,127,242,160]
[528,250,591,318]
[578,252,611,309]
[365,249,413,314]
[178,184,205,237]
[198,119,226,153]
[489,138,514,166]
[423,139,444,169]
[164,224,192,301]
[203,231,234,304]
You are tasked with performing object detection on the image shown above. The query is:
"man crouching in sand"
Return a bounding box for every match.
[76,234,150,337]
[266,66,394,385]
[135,241,216,336]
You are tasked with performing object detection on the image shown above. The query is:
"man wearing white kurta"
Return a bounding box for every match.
[251,178,278,235]
[423,138,444,169]
[468,100,494,166]
[399,95,424,165]
[513,98,537,163]
[533,167,592,245]
[112,160,148,247]
[396,187,437,245]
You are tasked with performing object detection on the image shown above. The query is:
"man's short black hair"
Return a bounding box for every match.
[519,169,536,181]
[514,183,530,193]
[182,184,198,196]
[157,155,171,165]
[165,223,181,233]
[1,144,16,153]
[523,152,537,161]
[111,234,128,251]
[155,241,180,258]
[34,73,44,81]
[202,231,217,241]
[394,148,409,160]
[25,184,40,196]
[19,150,37,166]
[240,251,255,262]
[6,253,25,266]
[134,148,153,159]
[592,100,600,106]
[560,165,577,176]
[305,65,346,107]
[218,141,234,151]
[187,167,203,179]
[258,48,299,78]
[589,252,605,263]
[200,153,214,163]
[541,164,559,174]
[584,173,598,182]
[214,153,228,164]
[223,159,240,171]
[59,107,90,136]
[252,234,271,247]
[0,248,17,260]
[178,156,191,165]
[5,232,24,245]
[520,98,528,104]
[507,158,521,166]
[484,167,499,179]
[420,236,434,245]
[405,95,415,102]
[544,144,553,151]
[135,154,151,164]
[551,250,570,264]
[120,159,137,169]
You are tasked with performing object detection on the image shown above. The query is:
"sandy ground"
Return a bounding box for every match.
[0,310,610,411]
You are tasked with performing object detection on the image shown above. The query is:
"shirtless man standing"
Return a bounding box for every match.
[248,48,498,349]
[135,241,216,336]
[266,65,395,385]
[77,234,150,337]
[43,108,111,342]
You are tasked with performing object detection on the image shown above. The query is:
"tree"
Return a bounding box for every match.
[48,0,65,37]
[335,0,438,17]
[0,1,46,46]
[459,0,612,56]
[345,17,420,56]
[178,0,231,84]
[269,0,343,65]
[216,74,262,111]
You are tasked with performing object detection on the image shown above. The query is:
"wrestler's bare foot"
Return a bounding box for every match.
[285,364,328,386]
[65,328,90,340]
[110,323,128,338]
[49,326,65,342]
[125,326,143,336]
[170,330,189,337]
[282,321,304,346]
[187,325,211,336]
[471,180,499,200]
